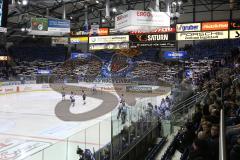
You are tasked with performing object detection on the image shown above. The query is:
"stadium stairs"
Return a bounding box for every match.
[147,90,207,160]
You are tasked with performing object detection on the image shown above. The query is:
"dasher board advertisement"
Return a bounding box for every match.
[176,23,201,32]
[89,35,129,44]
[177,31,229,40]
[230,30,240,39]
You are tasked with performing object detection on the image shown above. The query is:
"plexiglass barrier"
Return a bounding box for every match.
[23,96,161,160]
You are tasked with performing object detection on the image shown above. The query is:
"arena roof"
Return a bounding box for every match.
[5,0,240,40]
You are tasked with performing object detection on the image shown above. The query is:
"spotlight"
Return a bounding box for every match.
[21,28,26,32]
[96,0,99,3]
[112,7,117,13]
[22,0,28,6]
[102,18,106,23]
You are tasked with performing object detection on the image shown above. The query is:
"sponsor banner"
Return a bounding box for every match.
[37,70,51,75]
[0,27,7,33]
[130,33,176,42]
[48,19,70,33]
[89,35,129,44]
[31,18,48,31]
[0,56,7,61]
[230,21,240,30]
[52,37,69,45]
[130,42,175,48]
[176,23,201,32]
[177,31,229,40]
[71,30,89,36]
[130,27,176,34]
[163,51,187,59]
[230,30,240,39]
[23,86,32,91]
[126,85,152,93]
[115,10,170,31]
[24,80,37,84]
[202,21,229,31]
[89,43,129,50]
[71,53,92,59]
[90,28,109,36]
[42,84,50,89]
[91,24,99,35]
[0,81,21,86]
[70,37,88,44]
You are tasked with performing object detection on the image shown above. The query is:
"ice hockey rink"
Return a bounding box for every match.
[0,82,170,160]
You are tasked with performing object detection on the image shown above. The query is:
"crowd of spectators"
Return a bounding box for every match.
[172,53,240,160]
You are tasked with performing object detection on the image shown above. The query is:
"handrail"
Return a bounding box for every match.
[172,90,207,110]
[219,109,226,160]
[171,90,207,115]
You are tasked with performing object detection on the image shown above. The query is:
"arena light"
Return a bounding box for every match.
[96,0,99,4]
[112,7,117,13]
[22,0,28,6]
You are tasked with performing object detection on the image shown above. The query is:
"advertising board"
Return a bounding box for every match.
[177,31,229,40]
[163,51,187,59]
[130,42,175,48]
[48,19,70,33]
[71,53,92,59]
[31,18,48,31]
[0,56,7,61]
[230,21,240,30]
[130,27,176,34]
[229,30,240,39]
[89,43,129,50]
[201,21,229,31]
[70,37,88,44]
[176,23,201,32]
[89,35,129,44]
[115,10,170,31]
[52,37,69,45]
[126,86,152,93]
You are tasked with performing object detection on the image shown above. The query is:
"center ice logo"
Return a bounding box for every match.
[51,53,171,121]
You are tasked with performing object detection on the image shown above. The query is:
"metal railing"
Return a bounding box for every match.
[219,109,226,160]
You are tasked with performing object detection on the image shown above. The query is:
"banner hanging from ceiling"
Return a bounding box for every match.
[115,10,170,32]
[31,18,48,31]
[48,19,70,33]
